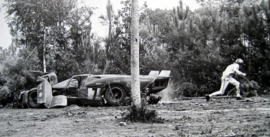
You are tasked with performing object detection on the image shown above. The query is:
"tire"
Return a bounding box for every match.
[104,85,127,106]
[28,91,41,108]
[20,92,29,108]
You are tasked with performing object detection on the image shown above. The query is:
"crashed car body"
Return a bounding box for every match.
[20,70,171,108]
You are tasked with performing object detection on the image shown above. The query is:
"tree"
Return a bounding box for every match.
[4,0,76,73]
[130,0,141,108]
[99,0,114,74]
[3,0,99,80]
[138,4,173,74]
[240,0,270,88]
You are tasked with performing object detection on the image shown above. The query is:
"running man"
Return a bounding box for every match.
[206,58,246,101]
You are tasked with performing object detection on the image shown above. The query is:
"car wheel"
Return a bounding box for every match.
[104,85,127,106]
[28,91,41,108]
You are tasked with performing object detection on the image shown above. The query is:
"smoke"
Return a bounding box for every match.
[157,81,176,103]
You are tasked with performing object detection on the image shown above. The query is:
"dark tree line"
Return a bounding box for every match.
[0,0,269,101]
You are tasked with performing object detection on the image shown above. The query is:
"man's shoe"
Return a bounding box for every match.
[206,95,210,102]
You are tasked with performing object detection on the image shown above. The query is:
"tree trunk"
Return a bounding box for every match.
[43,28,47,73]
[131,0,141,109]
[103,0,113,74]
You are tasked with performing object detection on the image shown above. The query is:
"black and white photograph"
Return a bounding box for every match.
[0,0,269,136]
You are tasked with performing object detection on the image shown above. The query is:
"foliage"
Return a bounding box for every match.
[1,57,40,92]
[4,0,77,71]
[122,104,164,123]
[2,0,104,81]
[1,0,270,101]
[178,82,199,97]
[0,86,11,107]
[240,0,270,89]
[164,0,270,97]
[99,0,114,74]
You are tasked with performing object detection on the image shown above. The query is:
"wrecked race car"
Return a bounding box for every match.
[19,70,171,108]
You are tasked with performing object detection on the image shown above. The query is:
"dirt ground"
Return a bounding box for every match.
[0,96,269,137]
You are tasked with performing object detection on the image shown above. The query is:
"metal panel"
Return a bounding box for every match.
[37,80,52,108]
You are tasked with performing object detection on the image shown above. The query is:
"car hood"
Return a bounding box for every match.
[83,74,157,88]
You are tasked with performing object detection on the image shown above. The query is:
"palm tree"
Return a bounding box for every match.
[131,0,141,109]
[99,0,114,74]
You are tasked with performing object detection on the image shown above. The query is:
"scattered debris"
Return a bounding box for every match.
[175,125,181,130]
[7,121,13,126]
[119,122,127,126]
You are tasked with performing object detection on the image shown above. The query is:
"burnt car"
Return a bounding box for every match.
[20,70,171,108]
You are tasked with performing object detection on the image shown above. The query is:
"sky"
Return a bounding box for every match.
[0,0,200,49]
[0,0,11,49]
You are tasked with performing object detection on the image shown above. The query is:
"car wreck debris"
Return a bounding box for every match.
[18,70,171,108]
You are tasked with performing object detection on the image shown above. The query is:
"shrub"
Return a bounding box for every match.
[177,82,199,97]
[122,104,164,123]
[0,86,12,107]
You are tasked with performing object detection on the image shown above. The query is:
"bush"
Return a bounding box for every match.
[122,104,164,123]
[177,82,199,97]
[0,86,12,107]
